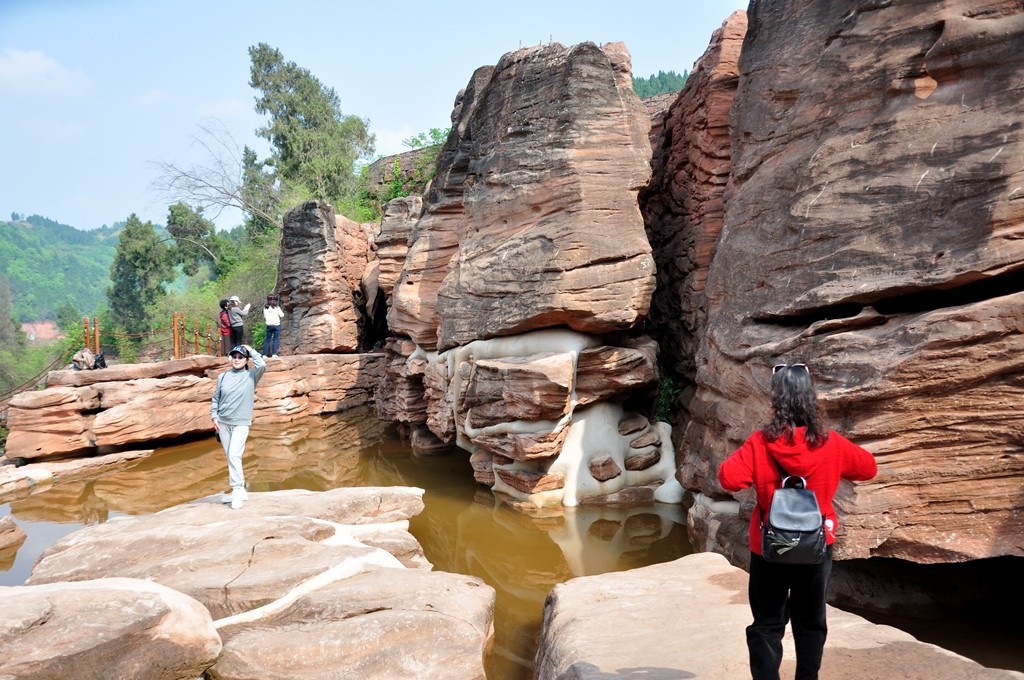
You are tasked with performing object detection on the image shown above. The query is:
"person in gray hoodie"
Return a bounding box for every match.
[227,295,251,346]
[210,344,266,509]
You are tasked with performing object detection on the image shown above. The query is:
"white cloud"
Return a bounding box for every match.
[0,48,90,95]
[133,88,172,109]
[196,96,248,119]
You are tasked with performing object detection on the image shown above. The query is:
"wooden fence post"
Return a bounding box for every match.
[82,317,90,350]
[172,312,179,360]
[194,320,199,356]
[92,317,100,354]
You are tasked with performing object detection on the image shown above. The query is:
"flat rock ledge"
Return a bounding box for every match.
[534,552,1023,680]
[1,486,495,680]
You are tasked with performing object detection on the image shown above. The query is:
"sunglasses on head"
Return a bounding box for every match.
[773,363,808,374]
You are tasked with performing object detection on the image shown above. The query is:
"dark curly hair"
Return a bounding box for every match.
[762,364,829,449]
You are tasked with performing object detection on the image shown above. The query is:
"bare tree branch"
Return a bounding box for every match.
[149,119,284,230]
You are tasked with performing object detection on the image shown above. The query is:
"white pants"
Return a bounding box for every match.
[219,424,250,491]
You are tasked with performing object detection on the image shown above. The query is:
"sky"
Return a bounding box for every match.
[0,0,748,232]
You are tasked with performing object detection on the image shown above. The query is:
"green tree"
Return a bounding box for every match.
[55,301,81,331]
[0,276,25,351]
[151,121,283,236]
[240,146,280,240]
[166,202,218,276]
[107,214,174,335]
[249,43,375,208]
[632,69,688,98]
[402,128,450,149]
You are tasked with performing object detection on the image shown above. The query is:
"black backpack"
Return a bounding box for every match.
[760,458,827,564]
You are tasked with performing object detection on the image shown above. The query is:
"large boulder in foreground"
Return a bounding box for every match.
[679,0,1024,564]
[25,487,494,680]
[389,41,654,352]
[0,578,221,680]
[214,568,493,680]
[533,552,1023,680]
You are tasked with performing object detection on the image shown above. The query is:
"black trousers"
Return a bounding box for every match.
[229,325,244,347]
[746,547,833,680]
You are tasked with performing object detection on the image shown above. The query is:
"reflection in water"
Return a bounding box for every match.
[360,436,692,679]
[0,407,691,680]
[2,407,1020,677]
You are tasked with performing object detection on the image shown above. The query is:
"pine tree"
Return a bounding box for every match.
[249,43,375,206]
[107,215,174,335]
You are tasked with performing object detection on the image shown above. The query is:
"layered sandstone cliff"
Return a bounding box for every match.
[3,355,382,461]
[669,1,1024,565]
[379,41,679,508]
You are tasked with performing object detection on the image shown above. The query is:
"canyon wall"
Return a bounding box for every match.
[379,41,680,508]
[666,0,1024,565]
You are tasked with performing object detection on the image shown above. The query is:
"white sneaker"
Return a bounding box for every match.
[221,488,248,503]
[226,488,248,508]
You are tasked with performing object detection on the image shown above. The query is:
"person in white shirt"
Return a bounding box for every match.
[262,293,284,357]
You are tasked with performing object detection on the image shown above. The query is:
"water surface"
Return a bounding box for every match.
[3,408,1019,675]
[0,407,690,679]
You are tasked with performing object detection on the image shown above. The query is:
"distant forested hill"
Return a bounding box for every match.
[0,215,121,322]
[632,69,688,98]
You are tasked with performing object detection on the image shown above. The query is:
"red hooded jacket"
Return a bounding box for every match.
[718,427,877,555]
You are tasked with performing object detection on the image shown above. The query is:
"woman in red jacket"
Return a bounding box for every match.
[718,363,877,680]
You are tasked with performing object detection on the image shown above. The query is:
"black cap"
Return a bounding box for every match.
[229,345,250,358]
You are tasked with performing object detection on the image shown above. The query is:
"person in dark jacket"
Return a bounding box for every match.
[218,299,231,356]
[718,363,877,680]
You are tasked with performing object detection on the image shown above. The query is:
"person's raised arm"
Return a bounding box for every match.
[718,433,760,492]
[244,345,267,384]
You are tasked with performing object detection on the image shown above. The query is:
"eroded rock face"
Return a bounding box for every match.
[26,487,495,680]
[641,11,745,396]
[374,196,422,310]
[277,201,361,353]
[214,569,493,680]
[677,2,1024,564]
[389,42,654,352]
[384,329,682,507]
[380,42,671,508]
[0,578,221,680]
[4,354,383,460]
[387,66,495,350]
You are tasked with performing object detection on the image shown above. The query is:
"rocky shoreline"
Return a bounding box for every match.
[4,489,1020,679]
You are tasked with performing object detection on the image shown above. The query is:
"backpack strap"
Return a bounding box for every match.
[760,455,799,528]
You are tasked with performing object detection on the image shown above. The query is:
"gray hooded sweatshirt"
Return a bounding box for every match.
[210,351,266,426]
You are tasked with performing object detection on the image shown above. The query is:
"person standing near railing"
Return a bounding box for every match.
[218,299,231,356]
[227,295,250,346]
[262,293,284,357]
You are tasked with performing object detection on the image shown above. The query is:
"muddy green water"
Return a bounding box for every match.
[2,407,1020,677]
[0,407,690,679]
